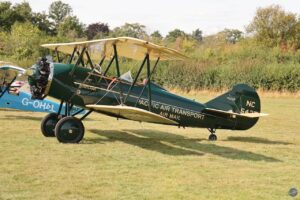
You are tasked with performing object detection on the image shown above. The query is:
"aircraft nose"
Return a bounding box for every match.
[28,57,53,99]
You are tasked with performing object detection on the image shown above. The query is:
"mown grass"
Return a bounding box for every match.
[0,94,300,200]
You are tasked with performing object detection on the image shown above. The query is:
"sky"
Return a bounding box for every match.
[8,0,300,36]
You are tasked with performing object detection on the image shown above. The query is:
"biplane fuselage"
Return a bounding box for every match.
[45,63,258,130]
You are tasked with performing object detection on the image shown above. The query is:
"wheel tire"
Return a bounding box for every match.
[55,116,84,143]
[41,113,60,137]
[208,134,217,141]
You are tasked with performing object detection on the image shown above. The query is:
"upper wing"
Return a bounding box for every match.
[41,37,188,61]
[0,65,25,83]
[86,104,179,125]
[203,108,268,118]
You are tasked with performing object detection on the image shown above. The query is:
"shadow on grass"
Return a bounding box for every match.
[87,129,203,156]
[0,108,24,112]
[3,115,42,121]
[225,136,292,145]
[88,129,280,162]
[2,114,95,122]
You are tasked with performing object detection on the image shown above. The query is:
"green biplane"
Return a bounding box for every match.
[27,37,267,143]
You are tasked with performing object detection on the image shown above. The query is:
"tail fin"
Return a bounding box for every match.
[205,84,263,130]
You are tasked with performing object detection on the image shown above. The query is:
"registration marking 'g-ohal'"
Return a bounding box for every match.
[21,97,55,112]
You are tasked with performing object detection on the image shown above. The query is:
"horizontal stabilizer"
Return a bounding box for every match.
[86,105,179,125]
[204,108,268,118]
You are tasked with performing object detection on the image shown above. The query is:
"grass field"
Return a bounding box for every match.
[0,94,300,200]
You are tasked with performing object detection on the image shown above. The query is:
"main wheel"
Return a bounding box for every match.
[208,134,217,141]
[55,116,84,143]
[41,113,60,137]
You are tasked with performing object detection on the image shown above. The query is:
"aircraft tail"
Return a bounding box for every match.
[204,84,265,130]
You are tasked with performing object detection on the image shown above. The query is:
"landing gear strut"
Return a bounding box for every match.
[208,128,217,141]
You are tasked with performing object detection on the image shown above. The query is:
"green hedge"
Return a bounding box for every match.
[152,60,300,92]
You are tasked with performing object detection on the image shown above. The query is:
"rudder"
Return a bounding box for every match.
[205,84,261,130]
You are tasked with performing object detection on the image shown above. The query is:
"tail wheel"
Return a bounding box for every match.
[208,134,217,141]
[208,128,217,141]
[41,113,60,137]
[55,116,84,143]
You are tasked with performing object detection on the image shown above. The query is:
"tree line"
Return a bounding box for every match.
[0,1,300,92]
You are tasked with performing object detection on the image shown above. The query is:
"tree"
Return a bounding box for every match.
[0,1,15,31]
[0,1,32,31]
[57,16,85,38]
[31,12,55,35]
[49,0,72,28]
[247,5,298,47]
[86,22,109,40]
[223,29,242,44]
[165,29,186,42]
[151,31,163,39]
[13,1,32,21]
[3,22,46,59]
[192,28,202,42]
[111,23,147,39]
[294,19,300,49]
[150,30,163,43]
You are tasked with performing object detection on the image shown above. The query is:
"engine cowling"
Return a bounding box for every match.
[28,57,52,99]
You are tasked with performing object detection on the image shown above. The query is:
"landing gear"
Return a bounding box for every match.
[41,113,60,137]
[55,116,85,143]
[208,134,217,141]
[208,128,217,141]
[40,100,92,143]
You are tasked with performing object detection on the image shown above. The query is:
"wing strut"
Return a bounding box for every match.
[103,55,115,76]
[123,54,160,112]
[0,66,25,98]
[123,54,148,103]
[99,56,105,66]
[68,47,77,64]
[113,44,124,105]
[0,75,17,98]
[134,57,160,109]
[85,51,94,69]
[70,47,86,75]
[55,47,61,63]
[146,53,152,111]
[66,42,159,112]
[77,50,86,67]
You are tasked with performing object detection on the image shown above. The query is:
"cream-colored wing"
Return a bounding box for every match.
[41,37,188,61]
[86,104,178,125]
